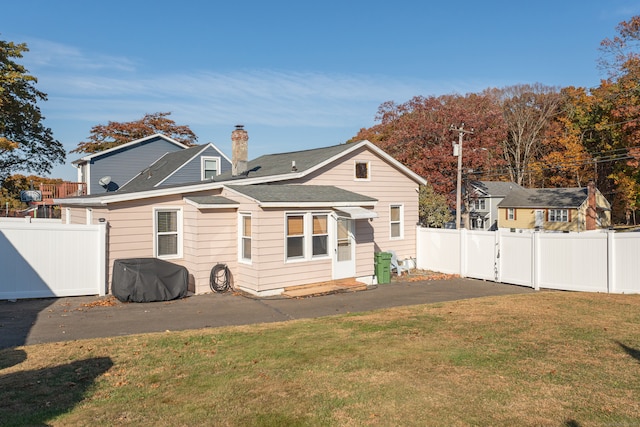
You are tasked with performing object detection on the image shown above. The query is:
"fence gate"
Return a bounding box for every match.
[0,220,106,300]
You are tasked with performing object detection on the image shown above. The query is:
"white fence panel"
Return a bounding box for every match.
[416,228,460,274]
[416,228,640,294]
[0,222,106,299]
[498,232,534,288]
[463,230,497,281]
[536,232,609,292]
[611,233,640,294]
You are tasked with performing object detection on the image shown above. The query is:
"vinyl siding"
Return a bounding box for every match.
[162,145,232,186]
[87,137,184,194]
[61,144,422,295]
[295,146,420,261]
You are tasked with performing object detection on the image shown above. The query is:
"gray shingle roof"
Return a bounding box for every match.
[470,181,524,197]
[216,143,354,182]
[118,144,208,192]
[498,187,589,208]
[184,195,238,206]
[227,184,377,204]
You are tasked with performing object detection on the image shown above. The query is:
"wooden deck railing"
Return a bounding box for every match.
[38,182,87,204]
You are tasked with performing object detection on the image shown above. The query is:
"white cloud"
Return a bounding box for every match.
[21,38,499,124]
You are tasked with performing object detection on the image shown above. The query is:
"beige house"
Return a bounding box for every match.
[497,181,611,232]
[57,126,426,296]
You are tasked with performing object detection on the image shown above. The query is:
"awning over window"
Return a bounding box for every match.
[334,206,378,219]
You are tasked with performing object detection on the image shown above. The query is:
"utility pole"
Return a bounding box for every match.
[450,123,474,229]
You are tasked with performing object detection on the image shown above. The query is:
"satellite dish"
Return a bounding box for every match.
[98,176,112,187]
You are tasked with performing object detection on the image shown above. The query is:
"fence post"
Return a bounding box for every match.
[494,231,501,282]
[533,231,540,291]
[459,228,467,278]
[607,230,615,293]
[97,222,107,296]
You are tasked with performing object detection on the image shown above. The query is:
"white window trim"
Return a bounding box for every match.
[354,160,371,181]
[389,204,404,240]
[153,206,183,259]
[238,212,252,264]
[507,208,515,220]
[285,211,332,263]
[201,156,221,180]
[549,208,569,222]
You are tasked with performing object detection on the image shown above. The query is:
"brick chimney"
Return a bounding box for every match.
[586,180,597,230]
[231,125,248,176]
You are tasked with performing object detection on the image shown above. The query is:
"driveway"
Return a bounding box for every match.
[0,277,535,349]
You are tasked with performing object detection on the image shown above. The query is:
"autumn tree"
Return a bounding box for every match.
[557,15,640,223]
[527,87,597,188]
[352,92,507,208]
[486,84,563,187]
[0,39,65,184]
[418,183,452,227]
[71,112,198,154]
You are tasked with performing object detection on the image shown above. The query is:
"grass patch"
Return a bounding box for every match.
[2,292,640,425]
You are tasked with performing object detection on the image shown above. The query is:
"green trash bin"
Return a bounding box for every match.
[374,252,392,284]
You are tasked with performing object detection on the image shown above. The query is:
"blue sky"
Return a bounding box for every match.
[2,0,639,181]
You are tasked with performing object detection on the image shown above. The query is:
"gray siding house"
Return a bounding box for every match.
[72,134,231,195]
[466,181,524,230]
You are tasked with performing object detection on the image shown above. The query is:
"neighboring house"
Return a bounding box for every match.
[117,143,232,192]
[57,126,426,296]
[497,181,611,232]
[465,181,523,230]
[72,134,191,194]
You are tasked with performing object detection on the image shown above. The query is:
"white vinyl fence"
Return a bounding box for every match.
[0,219,107,299]
[416,227,640,294]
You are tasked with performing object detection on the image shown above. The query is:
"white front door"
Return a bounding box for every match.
[333,217,356,279]
[535,210,544,228]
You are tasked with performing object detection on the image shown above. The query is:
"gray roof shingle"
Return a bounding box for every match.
[470,181,524,197]
[498,187,589,208]
[118,144,208,192]
[227,184,377,204]
[215,143,354,182]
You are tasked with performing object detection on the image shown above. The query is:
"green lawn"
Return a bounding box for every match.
[1,291,640,426]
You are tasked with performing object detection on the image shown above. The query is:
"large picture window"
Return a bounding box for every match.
[155,208,182,258]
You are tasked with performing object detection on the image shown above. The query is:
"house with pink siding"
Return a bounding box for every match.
[57,126,426,296]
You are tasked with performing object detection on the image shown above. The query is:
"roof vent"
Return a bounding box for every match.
[291,160,297,172]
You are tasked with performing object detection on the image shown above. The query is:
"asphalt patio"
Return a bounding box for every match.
[0,277,535,349]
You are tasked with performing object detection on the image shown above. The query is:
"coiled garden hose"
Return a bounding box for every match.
[210,263,231,293]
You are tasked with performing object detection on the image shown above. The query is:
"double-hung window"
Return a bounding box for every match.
[286,214,305,259]
[549,209,569,222]
[155,208,182,258]
[390,205,403,239]
[507,208,515,220]
[240,213,252,262]
[201,156,220,180]
[312,214,328,257]
[473,199,486,210]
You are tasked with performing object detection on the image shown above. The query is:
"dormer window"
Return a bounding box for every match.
[355,161,370,180]
[202,157,220,180]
